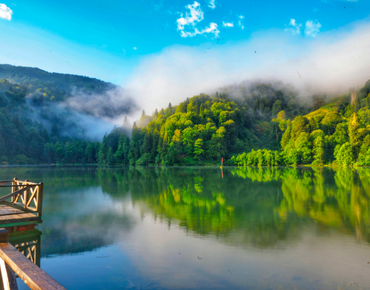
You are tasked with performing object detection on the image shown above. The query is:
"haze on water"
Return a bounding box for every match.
[0,166,369,290]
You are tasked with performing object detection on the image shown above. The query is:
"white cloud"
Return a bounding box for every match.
[177,2,204,31]
[305,20,322,37]
[208,0,216,9]
[223,21,234,28]
[0,3,13,21]
[285,19,302,35]
[180,22,219,38]
[133,47,137,50]
[125,21,370,115]
[176,2,219,38]
[201,22,219,37]
[238,15,245,30]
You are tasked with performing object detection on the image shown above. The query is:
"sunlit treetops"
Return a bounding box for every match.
[1,72,370,166]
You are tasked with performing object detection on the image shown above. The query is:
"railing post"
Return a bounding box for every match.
[37,183,43,217]
[23,180,29,209]
[0,229,18,290]
[11,178,17,203]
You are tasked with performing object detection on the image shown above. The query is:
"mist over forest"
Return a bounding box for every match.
[1,63,370,167]
[0,64,136,138]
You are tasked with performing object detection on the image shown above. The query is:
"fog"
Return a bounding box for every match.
[65,86,136,119]
[124,18,370,114]
[27,17,370,139]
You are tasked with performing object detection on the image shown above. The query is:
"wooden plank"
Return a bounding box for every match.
[0,206,23,215]
[8,181,38,186]
[0,187,32,203]
[26,188,37,208]
[0,212,27,218]
[0,258,18,290]
[0,214,40,226]
[0,243,66,290]
[0,202,35,214]
[0,213,38,221]
[0,207,34,217]
[0,258,11,290]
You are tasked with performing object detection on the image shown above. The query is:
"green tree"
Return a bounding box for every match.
[194,139,204,160]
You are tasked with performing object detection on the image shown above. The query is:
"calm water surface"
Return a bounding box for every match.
[0,166,369,290]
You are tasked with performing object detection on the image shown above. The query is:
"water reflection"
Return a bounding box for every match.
[128,167,370,248]
[1,166,370,251]
[0,166,370,289]
[9,230,41,267]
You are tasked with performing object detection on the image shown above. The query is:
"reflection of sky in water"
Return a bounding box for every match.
[0,166,368,290]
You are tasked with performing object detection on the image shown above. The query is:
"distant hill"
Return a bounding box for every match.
[0,64,135,118]
[0,64,115,97]
[0,64,136,164]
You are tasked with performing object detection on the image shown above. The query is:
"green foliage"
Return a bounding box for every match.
[194,139,204,159]
[334,143,354,166]
[2,73,370,167]
[0,64,115,103]
[234,79,370,167]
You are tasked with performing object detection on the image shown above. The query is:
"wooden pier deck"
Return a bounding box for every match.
[0,178,65,289]
[0,205,41,227]
[0,179,43,231]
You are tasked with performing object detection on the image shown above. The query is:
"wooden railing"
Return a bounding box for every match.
[0,179,43,217]
[0,228,65,290]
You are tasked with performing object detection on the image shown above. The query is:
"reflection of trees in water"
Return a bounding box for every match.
[130,168,235,236]
[1,166,370,254]
[233,167,370,244]
[129,167,295,248]
[130,166,370,248]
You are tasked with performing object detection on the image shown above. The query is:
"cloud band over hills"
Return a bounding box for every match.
[125,18,370,114]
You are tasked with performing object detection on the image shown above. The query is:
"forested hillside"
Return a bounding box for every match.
[1,64,370,166]
[0,64,115,102]
[0,65,135,164]
[233,79,370,166]
[86,78,370,167]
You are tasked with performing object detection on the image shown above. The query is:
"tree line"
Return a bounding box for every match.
[1,76,370,166]
[232,79,370,166]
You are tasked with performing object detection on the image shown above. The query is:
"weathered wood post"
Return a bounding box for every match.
[10,178,16,203]
[37,183,43,217]
[23,180,29,211]
[0,228,18,290]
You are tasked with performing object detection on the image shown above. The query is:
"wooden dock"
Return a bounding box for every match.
[0,179,43,232]
[0,228,65,290]
[0,178,65,289]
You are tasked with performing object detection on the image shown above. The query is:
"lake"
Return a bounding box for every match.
[0,166,369,290]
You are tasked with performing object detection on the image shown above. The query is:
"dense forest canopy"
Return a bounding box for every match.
[0,64,116,100]
[0,65,137,164]
[1,64,370,166]
[0,64,136,120]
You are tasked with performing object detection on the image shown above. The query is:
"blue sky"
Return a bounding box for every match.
[0,0,369,85]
